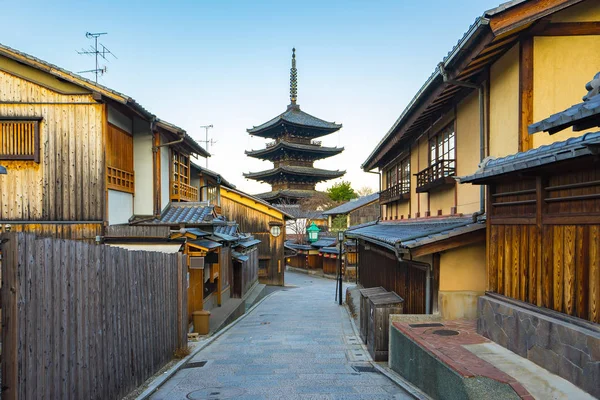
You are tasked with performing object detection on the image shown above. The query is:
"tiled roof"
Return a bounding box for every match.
[529,93,600,135]
[190,239,222,250]
[460,131,600,183]
[247,104,341,136]
[213,224,238,241]
[255,189,317,201]
[190,162,235,189]
[284,242,313,251]
[149,203,215,224]
[236,238,262,248]
[246,141,343,159]
[232,251,250,262]
[244,165,345,180]
[221,186,295,219]
[322,193,379,216]
[346,217,483,252]
[319,246,340,255]
[311,238,337,248]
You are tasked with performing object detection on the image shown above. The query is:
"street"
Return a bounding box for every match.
[150,271,413,400]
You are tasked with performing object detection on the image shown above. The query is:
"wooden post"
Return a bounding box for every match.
[1,233,18,400]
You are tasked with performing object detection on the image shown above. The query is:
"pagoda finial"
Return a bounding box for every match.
[290,48,298,105]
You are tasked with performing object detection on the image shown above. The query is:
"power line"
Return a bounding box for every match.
[77,32,117,83]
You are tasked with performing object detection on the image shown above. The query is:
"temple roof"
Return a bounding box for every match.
[244,165,345,183]
[247,104,342,138]
[254,189,318,202]
[245,141,344,160]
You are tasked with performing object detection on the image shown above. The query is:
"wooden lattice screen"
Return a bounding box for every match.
[0,119,40,162]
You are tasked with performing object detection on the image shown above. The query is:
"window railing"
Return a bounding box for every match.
[416,159,456,192]
[171,181,199,202]
[0,120,40,162]
[107,166,135,194]
[380,183,410,204]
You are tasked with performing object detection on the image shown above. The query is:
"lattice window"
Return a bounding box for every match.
[0,118,41,162]
[429,124,455,168]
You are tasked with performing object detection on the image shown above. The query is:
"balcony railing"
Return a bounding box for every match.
[171,181,199,202]
[380,183,410,205]
[107,166,135,194]
[415,159,456,193]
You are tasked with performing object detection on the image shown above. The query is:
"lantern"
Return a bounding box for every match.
[307,222,320,242]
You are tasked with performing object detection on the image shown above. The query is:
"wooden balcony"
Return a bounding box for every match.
[416,159,456,193]
[107,166,135,194]
[380,184,410,205]
[171,181,199,202]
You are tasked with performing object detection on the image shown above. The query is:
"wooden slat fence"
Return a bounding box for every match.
[1,232,188,400]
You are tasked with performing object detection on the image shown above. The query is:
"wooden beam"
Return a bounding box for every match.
[489,0,584,36]
[519,36,534,152]
[410,229,486,258]
[536,22,600,36]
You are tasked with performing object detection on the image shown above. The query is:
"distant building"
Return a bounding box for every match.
[322,193,380,229]
[245,49,345,204]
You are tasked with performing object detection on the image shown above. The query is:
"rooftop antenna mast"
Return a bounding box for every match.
[77,32,117,83]
[199,125,216,168]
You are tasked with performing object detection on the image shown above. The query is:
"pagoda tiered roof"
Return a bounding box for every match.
[254,189,317,202]
[245,140,344,161]
[244,165,345,184]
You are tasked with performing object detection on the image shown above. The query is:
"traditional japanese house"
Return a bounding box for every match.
[353,0,600,320]
[0,43,209,240]
[322,193,380,229]
[458,74,600,397]
[245,49,345,204]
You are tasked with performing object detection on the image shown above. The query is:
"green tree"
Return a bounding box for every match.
[326,181,358,202]
[331,214,348,231]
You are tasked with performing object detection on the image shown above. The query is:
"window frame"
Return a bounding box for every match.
[428,123,456,166]
[0,117,42,163]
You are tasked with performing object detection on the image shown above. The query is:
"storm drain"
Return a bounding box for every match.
[187,387,246,399]
[433,329,459,336]
[409,323,444,328]
[182,361,207,369]
[352,365,377,373]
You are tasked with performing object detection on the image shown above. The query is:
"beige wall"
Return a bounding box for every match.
[549,0,600,22]
[439,242,486,292]
[455,91,481,215]
[532,35,600,147]
[489,44,520,158]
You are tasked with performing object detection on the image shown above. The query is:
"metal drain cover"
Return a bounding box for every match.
[409,323,444,328]
[433,329,459,336]
[187,387,246,399]
[182,361,207,369]
[353,365,377,373]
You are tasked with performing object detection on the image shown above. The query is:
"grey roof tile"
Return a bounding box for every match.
[247,105,341,135]
[529,92,600,135]
[322,193,379,216]
[152,203,215,224]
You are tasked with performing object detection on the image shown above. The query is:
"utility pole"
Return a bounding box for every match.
[199,125,215,168]
[77,32,116,83]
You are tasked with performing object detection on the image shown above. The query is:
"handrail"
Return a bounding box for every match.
[171,181,199,202]
[380,183,410,203]
[416,159,456,188]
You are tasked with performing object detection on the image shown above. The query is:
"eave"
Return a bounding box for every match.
[245,141,344,160]
[244,166,345,183]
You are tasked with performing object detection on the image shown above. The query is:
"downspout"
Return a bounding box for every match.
[437,63,486,215]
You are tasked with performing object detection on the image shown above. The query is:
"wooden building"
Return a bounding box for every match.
[245,49,344,204]
[354,0,600,320]
[0,43,209,240]
[322,193,380,229]
[459,73,600,398]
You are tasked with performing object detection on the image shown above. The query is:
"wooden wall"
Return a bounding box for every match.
[488,165,600,323]
[7,222,103,241]
[220,196,285,286]
[349,202,380,226]
[0,71,104,222]
[357,241,426,314]
[1,232,187,400]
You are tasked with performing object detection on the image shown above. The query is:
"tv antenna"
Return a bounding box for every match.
[199,125,216,168]
[77,32,117,83]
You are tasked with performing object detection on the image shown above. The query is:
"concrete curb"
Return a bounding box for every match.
[135,290,281,400]
[342,303,431,400]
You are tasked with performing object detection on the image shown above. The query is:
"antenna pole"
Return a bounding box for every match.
[77,32,116,82]
[199,125,214,168]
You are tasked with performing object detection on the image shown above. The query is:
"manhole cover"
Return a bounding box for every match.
[409,323,444,328]
[353,365,377,373]
[182,361,207,369]
[433,329,459,336]
[187,387,246,399]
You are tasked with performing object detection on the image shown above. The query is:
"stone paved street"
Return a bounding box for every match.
[150,271,413,400]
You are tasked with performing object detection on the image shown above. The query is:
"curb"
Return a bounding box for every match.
[135,290,281,400]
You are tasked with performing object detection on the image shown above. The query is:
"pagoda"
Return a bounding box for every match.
[245,49,345,204]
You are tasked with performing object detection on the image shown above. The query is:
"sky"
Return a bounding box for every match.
[1,0,501,195]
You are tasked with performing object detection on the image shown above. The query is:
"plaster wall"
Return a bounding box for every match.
[455,91,481,215]
[107,105,133,134]
[532,35,600,148]
[107,189,133,225]
[410,146,419,217]
[160,134,170,212]
[429,187,454,216]
[489,44,519,158]
[133,117,153,215]
[549,0,600,22]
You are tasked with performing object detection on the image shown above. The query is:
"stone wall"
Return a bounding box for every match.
[477,295,600,398]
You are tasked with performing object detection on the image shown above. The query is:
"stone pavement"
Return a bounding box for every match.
[150,271,413,400]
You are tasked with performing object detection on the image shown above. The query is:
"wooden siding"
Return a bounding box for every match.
[349,201,380,226]
[357,241,427,314]
[220,195,285,285]
[0,71,104,222]
[233,248,259,298]
[7,222,102,240]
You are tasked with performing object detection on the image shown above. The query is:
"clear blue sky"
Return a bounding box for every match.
[1,0,501,195]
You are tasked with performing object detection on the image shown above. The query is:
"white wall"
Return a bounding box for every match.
[133,117,153,215]
[108,189,133,225]
[160,134,171,212]
[107,106,133,133]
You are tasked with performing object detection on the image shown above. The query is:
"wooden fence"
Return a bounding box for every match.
[1,232,188,400]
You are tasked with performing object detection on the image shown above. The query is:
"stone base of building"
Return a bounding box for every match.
[477,293,600,398]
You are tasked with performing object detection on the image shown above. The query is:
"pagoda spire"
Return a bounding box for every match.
[290,48,298,105]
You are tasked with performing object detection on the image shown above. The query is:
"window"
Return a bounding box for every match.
[384,157,410,192]
[0,118,41,162]
[172,151,190,186]
[429,125,455,169]
[171,150,198,202]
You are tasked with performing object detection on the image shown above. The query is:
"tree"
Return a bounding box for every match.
[331,214,347,232]
[327,181,358,202]
[357,186,375,197]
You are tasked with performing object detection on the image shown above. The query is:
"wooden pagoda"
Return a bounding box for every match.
[245,49,345,204]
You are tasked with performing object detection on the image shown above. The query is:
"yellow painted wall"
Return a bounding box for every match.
[439,242,486,292]
[418,137,429,215]
[532,35,600,147]
[549,0,600,22]
[429,187,454,216]
[455,91,481,215]
[489,44,520,158]
[410,146,419,217]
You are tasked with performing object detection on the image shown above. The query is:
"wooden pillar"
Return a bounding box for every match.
[519,37,534,152]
